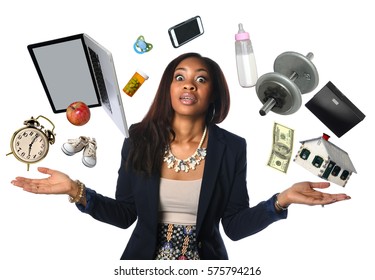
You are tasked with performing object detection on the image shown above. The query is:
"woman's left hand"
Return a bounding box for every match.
[277,181,351,208]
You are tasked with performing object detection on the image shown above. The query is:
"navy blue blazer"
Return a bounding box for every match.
[79,124,287,259]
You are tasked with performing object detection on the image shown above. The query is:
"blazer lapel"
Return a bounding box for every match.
[196,124,225,235]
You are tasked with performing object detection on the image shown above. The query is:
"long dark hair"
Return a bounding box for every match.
[127,52,230,175]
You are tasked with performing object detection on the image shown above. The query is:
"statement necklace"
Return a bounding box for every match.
[163,126,207,173]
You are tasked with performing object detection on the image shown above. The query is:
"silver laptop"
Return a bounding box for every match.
[27,33,129,137]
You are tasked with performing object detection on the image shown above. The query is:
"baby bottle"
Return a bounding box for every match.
[235,23,258,88]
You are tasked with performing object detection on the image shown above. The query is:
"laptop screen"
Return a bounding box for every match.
[28,35,101,113]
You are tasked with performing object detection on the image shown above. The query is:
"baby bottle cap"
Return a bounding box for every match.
[235,23,250,40]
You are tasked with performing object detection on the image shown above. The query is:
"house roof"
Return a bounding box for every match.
[300,136,357,173]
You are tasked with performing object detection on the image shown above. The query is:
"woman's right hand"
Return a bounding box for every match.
[11,167,77,197]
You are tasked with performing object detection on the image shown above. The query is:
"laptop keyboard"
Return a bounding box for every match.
[88,47,112,113]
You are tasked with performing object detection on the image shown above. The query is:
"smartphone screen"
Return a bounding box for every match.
[168,16,204,48]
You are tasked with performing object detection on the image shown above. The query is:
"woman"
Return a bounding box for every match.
[11,52,350,260]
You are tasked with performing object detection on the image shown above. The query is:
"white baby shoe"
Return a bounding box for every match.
[82,138,97,168]
[61,136,90,156]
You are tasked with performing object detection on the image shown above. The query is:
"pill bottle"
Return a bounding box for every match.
[235,23,258,88]
[123,70,149,97]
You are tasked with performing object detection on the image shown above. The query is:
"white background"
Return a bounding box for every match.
[1,0,374,279]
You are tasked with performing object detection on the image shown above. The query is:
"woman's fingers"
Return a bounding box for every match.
[309,182,331,189]
[11,176,48,193]
[37,166,54,176]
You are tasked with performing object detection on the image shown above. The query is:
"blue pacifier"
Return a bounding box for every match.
[133,35,153,54]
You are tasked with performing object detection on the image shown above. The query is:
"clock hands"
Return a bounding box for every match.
[28,133,40,156]
[8,116,56,171]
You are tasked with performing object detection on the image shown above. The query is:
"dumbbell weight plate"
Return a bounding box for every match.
[274,51,319,94]
[256,72,302,115]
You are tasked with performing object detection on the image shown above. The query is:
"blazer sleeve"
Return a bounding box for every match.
[221,137,287,241]
[76,137,137,229]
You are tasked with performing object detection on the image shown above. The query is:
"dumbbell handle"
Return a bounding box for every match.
[259,98,277,116]
[258,52,315,116]
[289,52,314,82]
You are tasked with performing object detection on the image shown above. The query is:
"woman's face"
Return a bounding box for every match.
[170,57,213,120]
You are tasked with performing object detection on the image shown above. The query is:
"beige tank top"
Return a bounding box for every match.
[158,178,202,225]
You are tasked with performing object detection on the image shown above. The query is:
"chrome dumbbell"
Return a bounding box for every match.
[256,51,319,116]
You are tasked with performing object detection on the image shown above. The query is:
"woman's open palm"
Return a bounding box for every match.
[11,167,73,195]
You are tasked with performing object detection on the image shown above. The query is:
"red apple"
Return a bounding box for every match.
[66,101,91,126]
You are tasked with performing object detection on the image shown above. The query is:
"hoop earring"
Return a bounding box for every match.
[210,104,216,123]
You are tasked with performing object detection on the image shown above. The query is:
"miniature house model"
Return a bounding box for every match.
[294,134,356,187]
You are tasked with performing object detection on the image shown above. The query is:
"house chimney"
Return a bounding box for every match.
[322,133,330,141]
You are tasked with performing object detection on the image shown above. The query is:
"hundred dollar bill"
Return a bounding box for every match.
[267,122,294,173]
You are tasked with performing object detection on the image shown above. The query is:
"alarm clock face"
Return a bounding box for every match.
[11,127,49,164]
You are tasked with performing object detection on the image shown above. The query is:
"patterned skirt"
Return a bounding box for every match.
[154,223,200,260]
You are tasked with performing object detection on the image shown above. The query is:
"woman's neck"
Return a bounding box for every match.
[171,118,206,144]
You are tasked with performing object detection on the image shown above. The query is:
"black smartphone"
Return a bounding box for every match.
[168,16,204,48]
